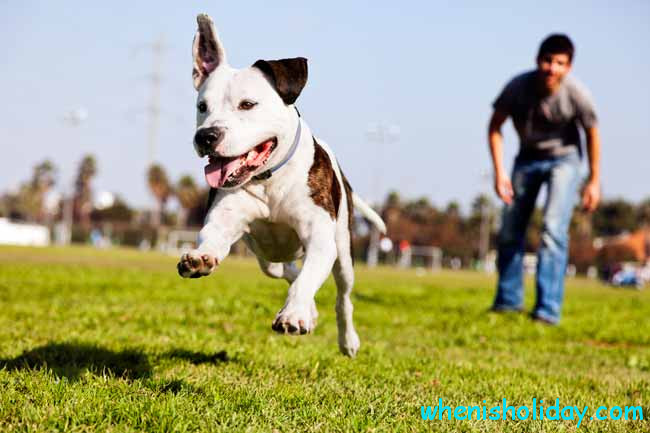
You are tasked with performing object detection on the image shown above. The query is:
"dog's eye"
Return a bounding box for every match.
[197,101,208,113]
[238,100,257,110]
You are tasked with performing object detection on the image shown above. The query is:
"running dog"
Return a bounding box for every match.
[177,14,386,356]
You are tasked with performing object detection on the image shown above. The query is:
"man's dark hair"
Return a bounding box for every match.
[537,34,574,63]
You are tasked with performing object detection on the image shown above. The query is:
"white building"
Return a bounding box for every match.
[0,218,50,246]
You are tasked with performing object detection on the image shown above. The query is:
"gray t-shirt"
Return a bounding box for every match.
[493,70,597,158]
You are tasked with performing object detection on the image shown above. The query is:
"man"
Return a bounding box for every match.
[488,34,601,324]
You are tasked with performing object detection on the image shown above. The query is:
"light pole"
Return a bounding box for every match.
[365,122,400,204]
[478,171,493,270]
[364,122,399,267]
[147,35,165,167]
[57,108,88,245]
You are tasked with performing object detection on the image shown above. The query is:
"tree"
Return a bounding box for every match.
[437,200,467,261]
[91,195,134,223]
[468,194,496,260]
[592,199,637,237]
[0,192,21,219]
[175,175,201,228]
[385,191,401,209]
[445,201,461,219]
[8,160,58,223]
[636,198,650,227]
[403,197,435,224]
[147,164,171,227]
[74,155,97,227]
[32,160,57,192]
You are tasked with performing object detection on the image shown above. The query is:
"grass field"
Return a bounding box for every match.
[0,245,648,432]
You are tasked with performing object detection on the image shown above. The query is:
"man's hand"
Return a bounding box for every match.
[494,173,514,205]
[581,179,600,213]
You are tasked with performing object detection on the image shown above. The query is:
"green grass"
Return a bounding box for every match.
[0,245,648,432]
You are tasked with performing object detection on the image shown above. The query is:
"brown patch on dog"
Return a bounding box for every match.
[252,58,308,105]
[308,139,340,219]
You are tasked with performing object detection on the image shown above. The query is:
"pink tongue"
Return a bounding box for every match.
[203,140,274,188]
[204,156,244,188]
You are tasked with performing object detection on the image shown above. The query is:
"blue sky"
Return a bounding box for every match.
[2,1,649,211]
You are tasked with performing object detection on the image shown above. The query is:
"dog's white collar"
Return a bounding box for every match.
[253,117,302,181]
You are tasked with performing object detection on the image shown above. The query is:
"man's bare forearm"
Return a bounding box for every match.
[585,127,600,182]
[487,110,513,204]
[489,130,506,177]
[488,111,508,177]
[581,126,601,212]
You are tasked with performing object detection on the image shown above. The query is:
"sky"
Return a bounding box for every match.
[2,1,649,212]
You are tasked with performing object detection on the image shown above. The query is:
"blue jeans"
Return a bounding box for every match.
[492,152,584,323]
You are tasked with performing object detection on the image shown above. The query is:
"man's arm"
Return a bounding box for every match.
[488,110,513,204]
[581,126,601,212]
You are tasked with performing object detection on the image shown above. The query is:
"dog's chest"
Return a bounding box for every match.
[247,219,303,262]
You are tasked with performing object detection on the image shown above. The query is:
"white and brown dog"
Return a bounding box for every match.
[177,14,386,357]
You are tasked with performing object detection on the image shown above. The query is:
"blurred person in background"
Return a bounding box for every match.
[487,34,601,324]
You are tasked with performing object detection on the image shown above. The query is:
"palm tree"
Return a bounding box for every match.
[22,160,57,222]
[385,191,401,209]
[147,164,171,227]
[637,198,650,228]
[32,160,57,191]
[74,155,97,227]
[175,175,201,228]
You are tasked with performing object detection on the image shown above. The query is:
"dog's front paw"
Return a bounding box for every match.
[272,302,316,335]
[177,251,217,278]
[339,330,360,357]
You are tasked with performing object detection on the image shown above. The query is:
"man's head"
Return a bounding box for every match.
[536,34,574,92]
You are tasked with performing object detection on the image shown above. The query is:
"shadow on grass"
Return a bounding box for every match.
[164,348,230,365]
[139,349,231,396]
[353,292,388,305]
[145,378,204,395]
[0,342,151,381]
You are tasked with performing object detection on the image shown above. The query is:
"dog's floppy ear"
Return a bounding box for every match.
[252,57,308,105]
[192,14,227,90]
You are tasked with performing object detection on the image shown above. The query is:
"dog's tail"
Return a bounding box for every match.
[352,192,387,234]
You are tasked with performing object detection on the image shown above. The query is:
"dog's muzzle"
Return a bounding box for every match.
[194,127,224,155]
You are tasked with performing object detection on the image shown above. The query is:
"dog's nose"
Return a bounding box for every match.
[194,127,224,153]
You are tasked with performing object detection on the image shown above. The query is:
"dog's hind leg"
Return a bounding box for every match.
[242,234,301,283]
[332,238,361,357]
[255,257,299,284]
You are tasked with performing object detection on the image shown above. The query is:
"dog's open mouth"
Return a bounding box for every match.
[204,138,277,188]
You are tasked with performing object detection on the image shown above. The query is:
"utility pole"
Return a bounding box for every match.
[147,35,165,167]
[57,108,88,245]
[478,171,492,269]
[364,122,400,267]
[365,122,400,204]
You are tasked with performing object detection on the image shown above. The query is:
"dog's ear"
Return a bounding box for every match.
[252,57,308,105]
[192,14,227,90]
